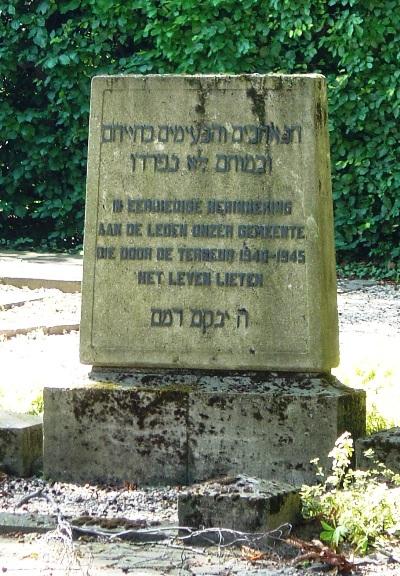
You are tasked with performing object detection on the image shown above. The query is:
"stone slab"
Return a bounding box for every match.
[80,74,339,372]
[43,372,365,486]
[0,512,56,534]
[0,296,45,310]
[0,277,81,292]
[0,534,308,576]
[0,512,168,540]
[0,410,43,477]
[355,427,400,473]
[43,379,188,485]
[0,251,82,293]
[0,323,80,340]
[178,475,301,533]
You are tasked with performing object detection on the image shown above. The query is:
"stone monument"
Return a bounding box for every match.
[43,75,365,485]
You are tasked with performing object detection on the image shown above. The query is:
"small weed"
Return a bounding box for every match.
[367,404,394,435]
[28,394,44,416]
[352,367,377,387]
[333,342,400,434]
[363,369,376,384]
[40,518,92,575]
[301,432,400,554]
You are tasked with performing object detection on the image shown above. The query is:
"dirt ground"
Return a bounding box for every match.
[2,522,400,576]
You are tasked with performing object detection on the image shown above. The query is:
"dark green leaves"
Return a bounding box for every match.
[1,0,399,267]
[60,0,81,14]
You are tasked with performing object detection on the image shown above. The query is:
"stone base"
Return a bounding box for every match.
[43,370,365,486]
[178,475,301,532]
[356,427,400,473]
[0,410,43,477]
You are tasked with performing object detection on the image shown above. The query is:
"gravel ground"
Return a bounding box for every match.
[337,279,399,336]
[0,280,399,574]
[0,475,178,526]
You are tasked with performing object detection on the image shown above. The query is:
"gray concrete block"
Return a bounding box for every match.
[0,410,43,477]
[43,372,365,486]
[43,383,188,485]
[187,373,366,485]
[0,512,56,534]
[178,475,301,532]
[356,427,400,473]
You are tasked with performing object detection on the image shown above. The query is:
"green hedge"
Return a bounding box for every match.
[1,0,399,270]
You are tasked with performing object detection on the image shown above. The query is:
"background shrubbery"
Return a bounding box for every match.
[1,0,399,275]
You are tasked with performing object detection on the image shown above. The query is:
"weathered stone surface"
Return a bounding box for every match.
[356,427,400,473]
[0,512,56,534]
[187,374,365,485]
[43,372,365,485]
[178,475,301,533]
[80,74,338,372]
[43,381,188,485]
[0,410,43,477]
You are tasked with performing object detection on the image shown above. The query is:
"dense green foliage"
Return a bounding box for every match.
[1,0,399,272]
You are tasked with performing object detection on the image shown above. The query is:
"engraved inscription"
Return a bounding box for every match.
[102,120,303,177]
[215,153,271,174]
[101,122,302,146]
[95,109,307,321]
[149,307,250,333]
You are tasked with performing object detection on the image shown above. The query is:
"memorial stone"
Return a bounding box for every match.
[43,75,366,486]
[80,74,339,371]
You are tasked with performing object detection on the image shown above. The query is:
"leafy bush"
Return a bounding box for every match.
[301,432,400,553]
[337,262,399,282]
[1,0,399,268]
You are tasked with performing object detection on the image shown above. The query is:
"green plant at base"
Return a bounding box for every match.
[320,520,348,549]
[301,432,400,554]
[333,356,400,434]
[28,393,44,416]
[337,262,399,282]
[367,403,394,435]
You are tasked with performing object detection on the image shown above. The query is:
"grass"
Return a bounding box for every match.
[333,332,400,434]
[0,330,87,415]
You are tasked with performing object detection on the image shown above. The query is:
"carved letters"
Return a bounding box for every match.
[129,151,271,175]
[151,307,183,327]
[102,120,303,176]
[215,153,271,174]
[96,112,307,329]
[130,153,180,173]
[150,307,249,332]
[102,122,301,145]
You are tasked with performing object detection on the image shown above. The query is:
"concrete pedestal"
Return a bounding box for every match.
[0,410,43,477]
[43,371,365,486]
[178,475,301,532]
[356,427,400,473]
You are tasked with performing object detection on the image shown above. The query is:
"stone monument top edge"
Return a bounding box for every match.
[91,72,326,84]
